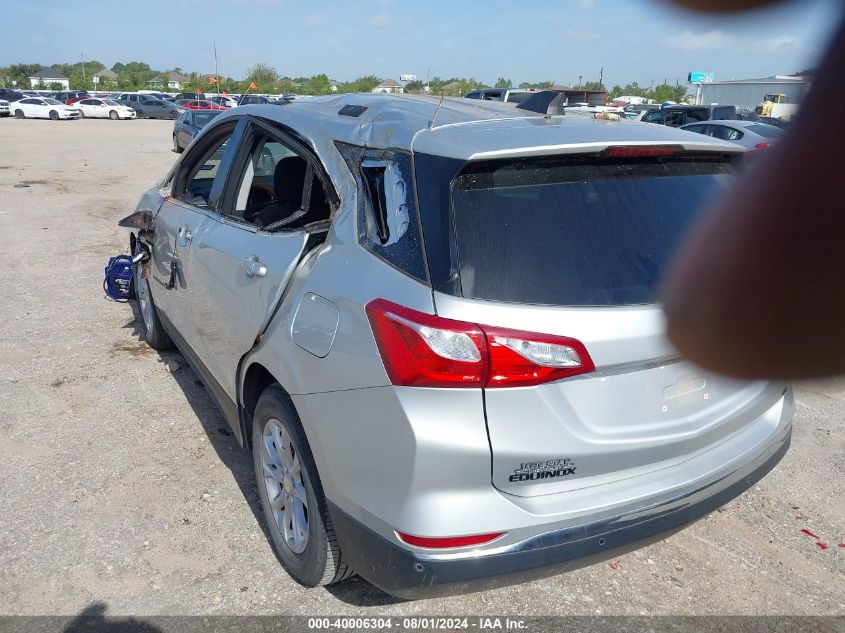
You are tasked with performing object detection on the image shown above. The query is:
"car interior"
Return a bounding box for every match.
[235,135,331,231]
[179,127,331,232]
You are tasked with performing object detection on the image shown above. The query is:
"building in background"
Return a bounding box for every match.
[698,75,810,110]
[148,71,190,90]
[371,79,405,94]
[28,68,70,90]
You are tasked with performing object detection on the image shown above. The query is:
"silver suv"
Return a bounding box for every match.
[123,94,794,598]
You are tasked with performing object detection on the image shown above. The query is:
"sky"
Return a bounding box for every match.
[3,0,840,87]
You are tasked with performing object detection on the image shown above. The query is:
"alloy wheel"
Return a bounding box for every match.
[261,418,309,554]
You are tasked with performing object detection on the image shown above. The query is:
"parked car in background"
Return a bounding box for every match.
[735,109,760,122]
[680,120,785,153]
[115,94,179,119]
[175,99,227,111]
[641,104,737,127]
[124,94,793,599]
[173,92,206,101]
[54,91,90,105]
[75,98,136,120]
[759,116,791,130]
[171,108,222,152]
[0,99,9,117]
[12,97,80,120]
[464,87,536,104]
[208,95,237,108]
[238,94,274,106]
[0,89,25,103]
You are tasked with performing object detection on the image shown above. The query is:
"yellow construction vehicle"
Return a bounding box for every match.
[756,93,798,119]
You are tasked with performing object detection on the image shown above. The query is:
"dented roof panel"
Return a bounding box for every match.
[214,94,740,163]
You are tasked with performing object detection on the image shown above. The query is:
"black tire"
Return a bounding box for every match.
[49,110,59,120]
[252,385,352,587]
[173,135,183,153]
[14,109,24,119]
[169,110,179,119]
[136,109,145,119]
[78,109,85,118]
[132,253,172,351]
[109,110,118,120]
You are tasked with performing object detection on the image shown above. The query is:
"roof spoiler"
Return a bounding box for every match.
[515,90,567,115]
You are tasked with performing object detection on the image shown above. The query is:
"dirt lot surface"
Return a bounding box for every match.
[0,118,843,619]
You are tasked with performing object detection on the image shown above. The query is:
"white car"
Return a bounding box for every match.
[0,100,9,117]
[12,97,80,120]
[75,98,136,120]
[208,95,237,108]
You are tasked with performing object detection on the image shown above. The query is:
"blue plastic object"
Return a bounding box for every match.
[104,255,135,302]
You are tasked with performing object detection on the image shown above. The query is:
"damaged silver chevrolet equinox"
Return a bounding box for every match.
[124,93,794,598]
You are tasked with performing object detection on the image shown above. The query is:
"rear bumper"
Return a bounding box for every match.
[329,425,790,599]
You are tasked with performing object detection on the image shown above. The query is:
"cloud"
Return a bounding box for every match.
[759,34,798,49]
[665,29,738,50]
[369,11,389,27]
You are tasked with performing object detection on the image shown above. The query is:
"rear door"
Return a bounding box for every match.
[176,117,333,401]
[431,151,784,497]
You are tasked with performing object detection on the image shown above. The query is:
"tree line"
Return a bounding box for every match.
[0,61,690,102]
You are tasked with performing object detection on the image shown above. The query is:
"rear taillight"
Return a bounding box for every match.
[754,143,771,150]
[365,299,486,387]
[483,326,594,388]
[396,531,505,549]
[365,299,594,389]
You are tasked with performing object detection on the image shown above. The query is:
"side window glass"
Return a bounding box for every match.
[687,109,709,122]
[233,135,331,231]
[337,143,427,283]
[177,130,234,207]
[665,111,685,127]
[643,111,662,123]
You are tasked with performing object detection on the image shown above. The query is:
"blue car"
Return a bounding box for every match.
[172,109,222,153]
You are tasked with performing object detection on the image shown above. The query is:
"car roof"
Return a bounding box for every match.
[216,93,742,160]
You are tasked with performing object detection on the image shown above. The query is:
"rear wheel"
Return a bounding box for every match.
[49,110,59,120]
[132,251,172,350]
[14,109,24,119]
[252,385,352,587]
[109,110,118,120]
[169,110,179,119]
[135,109,145,119]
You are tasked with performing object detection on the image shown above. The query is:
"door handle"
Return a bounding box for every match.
[177,226,192,247]
[242,255,267,278]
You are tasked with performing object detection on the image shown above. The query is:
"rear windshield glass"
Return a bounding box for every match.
[450,155,735,306]
[746,124,784,138]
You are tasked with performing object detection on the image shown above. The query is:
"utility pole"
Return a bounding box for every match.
[599,67,603,88]
[213,40,220,96]
[81,52,86,87]
[578,74,583,88]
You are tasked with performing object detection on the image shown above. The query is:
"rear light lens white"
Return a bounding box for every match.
[366,299,595,389]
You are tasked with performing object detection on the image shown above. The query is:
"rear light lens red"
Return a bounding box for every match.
[605,146,680,157]
[365,299,486,387]
[482,326,595,388]
[365,299,594,389]
[754,143,771,150]
[396,531,505,549]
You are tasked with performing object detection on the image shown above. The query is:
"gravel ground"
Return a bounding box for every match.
[0,118,843,619]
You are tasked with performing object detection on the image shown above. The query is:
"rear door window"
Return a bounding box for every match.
[746,124,784,139]
[448,155,736,306]
[710,125,743,141]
